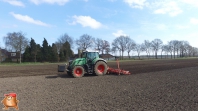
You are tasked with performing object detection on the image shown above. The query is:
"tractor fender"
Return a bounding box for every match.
[93,59,107,65]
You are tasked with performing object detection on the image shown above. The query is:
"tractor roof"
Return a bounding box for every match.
[83,50,99,53]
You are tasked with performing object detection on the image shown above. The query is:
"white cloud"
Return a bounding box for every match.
[2,0,25,7]
[153,1,182,17]
[83,0,88,2]
[10,12,51,27]
[182,0,198,7]
[123,0,147,9]
[29,0,69,5]
[156,24,167,30]
[0,24,18,29]
[140,21,168,31]
[175,25,189,29]
[112,30,127,37]
[109,0,116,2]
[190,18,198,25]
[71,15,102,29]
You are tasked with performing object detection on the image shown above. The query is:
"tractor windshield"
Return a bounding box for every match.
[82,52,99,60]
[87,52,99,60]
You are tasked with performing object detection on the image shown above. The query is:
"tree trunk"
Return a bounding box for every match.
[148,52,150,59]
[155,51,157,59]
[146,51,149,59]
[34,55,37,63]
[174,50,175,59]
[138,53,140,60]
[119,50,121,59]
[171,52,172,59]
[128,52,130,59]
[19,52,21,63]
[122,51,124,60]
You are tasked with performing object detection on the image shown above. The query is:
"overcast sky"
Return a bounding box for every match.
[0,0,198,52]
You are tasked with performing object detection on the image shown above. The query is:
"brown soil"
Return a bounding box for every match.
[108,58,198,74]
[0,59,197,110]
[0,58,198,78]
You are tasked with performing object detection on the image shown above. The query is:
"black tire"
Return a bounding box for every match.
[72,66,85,78]
[94,61,107,76]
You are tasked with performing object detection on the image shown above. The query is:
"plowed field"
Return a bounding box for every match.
[0,59,198,110]
[1,58,198,78]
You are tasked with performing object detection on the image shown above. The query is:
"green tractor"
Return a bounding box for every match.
[58,50,108,78]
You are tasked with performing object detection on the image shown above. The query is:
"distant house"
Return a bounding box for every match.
[7,52,22,62]
[100,54,115,60]
[0,49,9,62]
[0,49,22,62]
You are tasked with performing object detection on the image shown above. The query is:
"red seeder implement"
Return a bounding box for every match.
[107,59,131,75]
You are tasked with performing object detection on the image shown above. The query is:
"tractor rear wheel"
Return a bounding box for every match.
[94,61,107,76]
[72,66,85,78]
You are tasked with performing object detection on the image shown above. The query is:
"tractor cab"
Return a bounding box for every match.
[81,51,99,63]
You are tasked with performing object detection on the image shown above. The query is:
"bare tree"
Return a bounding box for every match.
[161,45,166,59]
[76,34,95,50]
[163,45,169,59]
[112,36,131,59]
[101,40,110,54]
[94,39,110,54]
[178,41,189,57]
[168,41,175,59]
[0,46,1,63]
[143,40,152,59]
[151,39,163,59]
[195,48,198,57]
[182,41,190,57]
[126,39,136,58]
[56,33,73,54]
[112,41,121,58]
[168,40,180,59]
[192,47,198,57]
[175,40,181,58]
[3,31,29,63]
[105,47,111,54]
[186,44,193,57]
[111,47,118,56]
[133,43,144,60]
[94,38,103,53]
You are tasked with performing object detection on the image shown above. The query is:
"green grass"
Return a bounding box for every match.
[0,62,62,66]
[0,57,197,65]
[107,57,198,62]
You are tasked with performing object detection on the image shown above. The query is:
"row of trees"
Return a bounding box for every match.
[23,38,73,62]
[111,37,198,59]
[2,31,198,63]
[3,32,73,63]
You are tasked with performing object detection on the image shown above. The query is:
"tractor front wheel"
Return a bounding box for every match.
[94,61,107,76]
[72,66,85,78]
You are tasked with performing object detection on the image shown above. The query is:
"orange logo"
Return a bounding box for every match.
[1,93,19,110]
